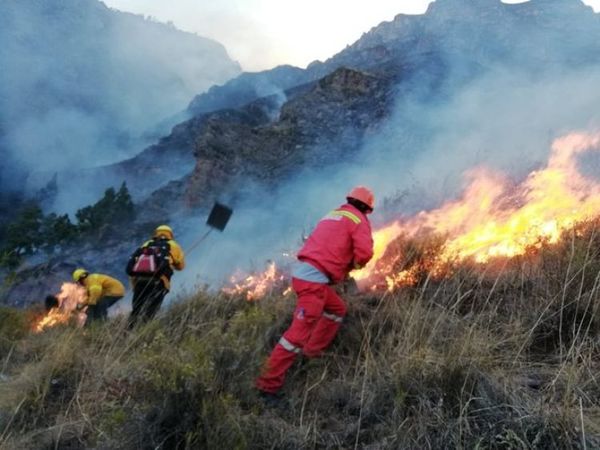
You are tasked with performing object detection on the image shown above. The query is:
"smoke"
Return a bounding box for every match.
[7,0,600,308]
[0,0,240,196]
[88,0,600,303]
[253,80,288,121]
[168,60,600,299]
[355,66,600,211]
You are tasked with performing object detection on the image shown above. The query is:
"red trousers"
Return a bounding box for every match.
[256,278,347,394]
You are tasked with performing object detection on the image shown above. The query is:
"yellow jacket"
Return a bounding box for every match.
[168,239,185,272]
[134,238,185,290]
[82,274,126,305]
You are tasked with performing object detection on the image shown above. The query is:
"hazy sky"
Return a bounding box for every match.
[102,0,600,71]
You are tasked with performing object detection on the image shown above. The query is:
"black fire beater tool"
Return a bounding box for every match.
[186,202,233,254]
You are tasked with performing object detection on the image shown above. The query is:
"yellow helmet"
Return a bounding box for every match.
[154,224,174,239]
[72,268,88,282]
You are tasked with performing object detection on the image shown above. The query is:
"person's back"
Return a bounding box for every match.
[256,186,375,402]
[298,203,373,283]
[84,273,126,300]
[127,225,185,328]
[72,269,125,324]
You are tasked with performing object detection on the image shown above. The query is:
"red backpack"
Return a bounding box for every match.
[126,238,173,278]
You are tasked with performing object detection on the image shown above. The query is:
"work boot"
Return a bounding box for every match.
[258,390,283,408]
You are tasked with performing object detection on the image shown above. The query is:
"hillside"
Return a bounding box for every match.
[4,0,600,308]
[83,0,600,215]
[187,0,600,115]
[1,219,600,448]
[0,0,241,198]
[3,1,600,447]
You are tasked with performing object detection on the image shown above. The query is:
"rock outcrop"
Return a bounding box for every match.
[4,0,600,307]
[184,68,392,208]
[60,0,600,215]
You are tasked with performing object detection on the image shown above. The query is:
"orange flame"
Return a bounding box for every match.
[33,282,87,333]
[222,131,600,298]
[355,131,600,290]
[222,262,287,301]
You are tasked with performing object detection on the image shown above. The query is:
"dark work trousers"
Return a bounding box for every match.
[85,296,123,325]
[128,278,169,329]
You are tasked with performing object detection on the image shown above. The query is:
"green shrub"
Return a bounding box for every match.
[76,182,135,234]
[0,182,136,268]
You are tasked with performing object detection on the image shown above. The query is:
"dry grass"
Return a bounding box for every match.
[2,221,600,448]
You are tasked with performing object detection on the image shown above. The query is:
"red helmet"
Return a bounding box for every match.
[346,186,375,211]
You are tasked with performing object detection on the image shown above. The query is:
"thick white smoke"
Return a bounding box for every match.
[0,0,240,195]
[7,0,600,310]
[169,63,600,299]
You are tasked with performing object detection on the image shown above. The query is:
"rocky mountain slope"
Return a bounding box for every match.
[187,0,600,115]
[3,0,600,307]
[0,0,241,198]
[97,0,600,215]
[183,68,392,209]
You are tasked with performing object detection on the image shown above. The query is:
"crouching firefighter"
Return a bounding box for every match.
[72,269,125,325]
[126,225,185,328]
[256,186,375,401]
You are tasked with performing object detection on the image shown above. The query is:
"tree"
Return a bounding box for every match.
[0,182,136,268]
[0,203,44,268]
[115,182,135,223]
[76,182,135,233]
[41,213,78,252]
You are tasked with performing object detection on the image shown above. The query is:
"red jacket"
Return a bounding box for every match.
[298,203,374,283]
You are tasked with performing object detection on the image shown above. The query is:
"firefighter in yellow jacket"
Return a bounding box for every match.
[72,269,125,324]
[126,225,185,328]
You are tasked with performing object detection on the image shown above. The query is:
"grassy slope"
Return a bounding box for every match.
[2,221,600,449]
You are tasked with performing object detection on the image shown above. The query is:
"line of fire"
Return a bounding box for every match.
[34,131,600,332]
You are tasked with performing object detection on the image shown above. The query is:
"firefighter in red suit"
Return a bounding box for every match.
[256,186,375,401]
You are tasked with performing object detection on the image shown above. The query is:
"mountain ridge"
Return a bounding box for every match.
[4,0,600,307]
[119,0,600,216]
[0,0,241,198]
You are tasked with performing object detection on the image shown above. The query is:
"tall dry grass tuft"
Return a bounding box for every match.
[1,220,600,448]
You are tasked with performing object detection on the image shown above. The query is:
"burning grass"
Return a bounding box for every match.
[2,220,600,448]
[355,131,600,293]
[32,283,88,333]
[222,261,290,301]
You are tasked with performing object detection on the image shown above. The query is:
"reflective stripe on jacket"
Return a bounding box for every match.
[297,203,374,284]
[83,274,125,305]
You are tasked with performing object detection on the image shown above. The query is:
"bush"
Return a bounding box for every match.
[2,222,600,448]
[0,203,44,268]
[0,182,135,268]
[76,182,135,234]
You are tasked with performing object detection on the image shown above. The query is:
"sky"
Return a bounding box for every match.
[102,0,600,72]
